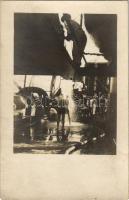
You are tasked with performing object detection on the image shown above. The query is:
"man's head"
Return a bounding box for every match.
[61,14,71,22]
[26,98,31,105]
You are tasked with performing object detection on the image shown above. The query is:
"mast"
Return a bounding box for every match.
[80,14,83,28]
[50,75,56,98]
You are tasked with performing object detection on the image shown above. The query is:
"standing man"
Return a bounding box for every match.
[25,98,32,117]
[56,92,66,131]
[65,95,71,125]
[56,90,71,131]
[61,14,87,70]
[99,94,105,117]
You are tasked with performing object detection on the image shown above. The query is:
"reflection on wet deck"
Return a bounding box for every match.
[14,121,116,154]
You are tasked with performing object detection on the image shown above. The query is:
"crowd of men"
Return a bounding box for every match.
[72,82,110,121]
[23,89,71,131]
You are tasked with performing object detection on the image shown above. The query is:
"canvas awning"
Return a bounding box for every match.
[14,13,116,77]
[14,13,73,76]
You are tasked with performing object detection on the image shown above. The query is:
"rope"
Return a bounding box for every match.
[29,76,34,87]
[59,76,62,89]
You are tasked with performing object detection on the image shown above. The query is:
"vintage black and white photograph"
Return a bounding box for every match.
[1,1,128,199]
[14,13,117,154]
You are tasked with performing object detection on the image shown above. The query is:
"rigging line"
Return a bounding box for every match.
[53,76,62,95]
[29,76,33,87]
[55,77,61,94]
[14,80,22,90]
[83,52,104,56]
[24,75,27,88]
[59,76,62,89]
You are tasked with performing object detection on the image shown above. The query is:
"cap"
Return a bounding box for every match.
[61,14,71,22]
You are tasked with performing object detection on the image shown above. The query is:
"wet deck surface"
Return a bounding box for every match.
[14,121,116,154]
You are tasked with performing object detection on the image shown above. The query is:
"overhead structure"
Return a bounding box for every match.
[84,14,117,76]
[14,13,73,76]
[14,13,117,77]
